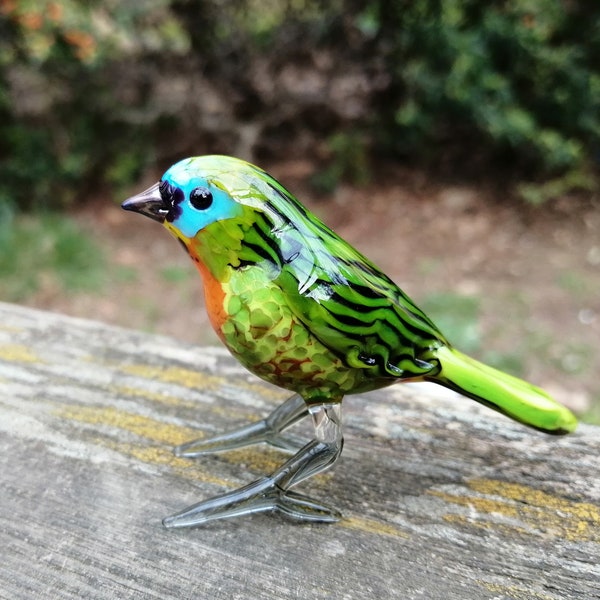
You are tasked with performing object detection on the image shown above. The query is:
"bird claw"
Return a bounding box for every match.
[273,489,342,523]
[174,422,304,457]
[174,393,308,457]
[162,477,341,529]
[164,404,344,528]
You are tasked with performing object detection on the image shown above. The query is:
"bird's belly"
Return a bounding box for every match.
[211,270,375,401]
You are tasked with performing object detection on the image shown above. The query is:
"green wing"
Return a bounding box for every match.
[255,183,448,380]
[277,232,447,379]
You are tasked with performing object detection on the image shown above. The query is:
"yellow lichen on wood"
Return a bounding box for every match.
[442,513,528,537]
[57,405,235,487]
[343,515,409,539]
[120,364,224,390]
[223,447,293,476]
[431,477,600,542]
[118,360,288,401]
[101,440,232,488]
[0,344,40,363]
[103,440,193,470]
[480,582,557,600]
[236,381,289,400]
[109,384,199,409]
[57,405,198,446]
[110,384,265,423]
[0,324,23,333]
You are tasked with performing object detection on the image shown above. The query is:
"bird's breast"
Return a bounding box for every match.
[192,260,228,341]
[203,265,361,400]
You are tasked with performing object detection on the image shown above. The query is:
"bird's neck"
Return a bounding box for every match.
[185,220,246,281]
[174,221,247,341]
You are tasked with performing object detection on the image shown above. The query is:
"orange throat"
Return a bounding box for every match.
[192,258,228,341]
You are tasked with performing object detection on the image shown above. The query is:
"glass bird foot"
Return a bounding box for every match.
[175,393,308,457]
[163,403,343,528]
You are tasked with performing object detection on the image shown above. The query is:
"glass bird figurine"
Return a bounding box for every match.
[122,155,577,529]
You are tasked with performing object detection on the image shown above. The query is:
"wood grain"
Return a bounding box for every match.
[0,302,598,600]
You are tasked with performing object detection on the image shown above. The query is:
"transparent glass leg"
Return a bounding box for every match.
[175,393,308,457]
[163,403,344,528]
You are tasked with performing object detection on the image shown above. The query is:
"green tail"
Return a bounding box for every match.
[429,346,577,435]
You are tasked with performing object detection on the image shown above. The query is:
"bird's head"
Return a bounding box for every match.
[121,156,262,245]
[123,155,326,278]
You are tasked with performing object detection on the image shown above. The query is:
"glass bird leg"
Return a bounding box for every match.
[175,393,308,457]
[163,402,344,528]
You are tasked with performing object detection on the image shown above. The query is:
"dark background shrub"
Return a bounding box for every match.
[1,0,598,211]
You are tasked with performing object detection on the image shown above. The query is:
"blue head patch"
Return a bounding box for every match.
[160,158,244,239]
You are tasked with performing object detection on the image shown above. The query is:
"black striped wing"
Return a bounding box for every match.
[274,223,448,380]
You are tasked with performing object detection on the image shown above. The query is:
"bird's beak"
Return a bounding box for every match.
[121,182,169,223]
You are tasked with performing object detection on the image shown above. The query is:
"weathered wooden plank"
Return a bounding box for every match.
[0,301,598,600]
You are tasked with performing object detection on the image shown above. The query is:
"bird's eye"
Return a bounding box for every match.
[189,187,213,210]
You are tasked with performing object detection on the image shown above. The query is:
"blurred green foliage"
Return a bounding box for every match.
[0,0,189,211]
[1,0,598,212]
[0,210,105,300]
[421,292,482,355]
[310,131,371,194]
[374,0,599,187]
